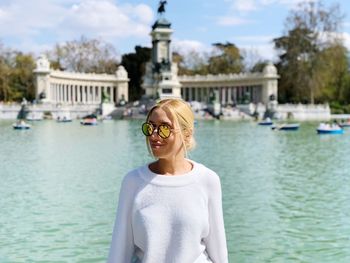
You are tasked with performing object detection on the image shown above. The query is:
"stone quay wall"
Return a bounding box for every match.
[276,104,331,121]
[0,103,100,120]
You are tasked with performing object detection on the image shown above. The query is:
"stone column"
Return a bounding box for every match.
[228,87,232,104]
[98,86,102,103]
[92,86,96,104]
[72,85,76,104]
[63,84,66,103]
[221,87,225,105]
[57,84,61,103]
[55,84,57,103]
[110,87,114,103]
[51,84,54,103]
[56,84,59,102]
[54,84,57,103]
[66,85,69,103]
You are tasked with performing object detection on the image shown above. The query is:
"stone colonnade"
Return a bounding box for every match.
[33,56,129,105]
[39,70,129,105]
[49,79,119,105]
[180,85,262,105]
[178,63,279,105]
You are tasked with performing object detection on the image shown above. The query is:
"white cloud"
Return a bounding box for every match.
[239,44,278,62]
[172,39,211,55]
[232,0,257,12]
[216,16,253,26]
[234,35,275,43]
[59,0,153,40]
[342,32,350,50]
[0,8,8,19]
[224,0,307,13]
[0,0,154,53]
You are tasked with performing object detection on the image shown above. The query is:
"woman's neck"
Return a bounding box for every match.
[150,157,193,176]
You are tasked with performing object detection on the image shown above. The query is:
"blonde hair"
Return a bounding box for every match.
[145,98,196,157]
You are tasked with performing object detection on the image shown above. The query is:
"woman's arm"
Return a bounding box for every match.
[107,175,135,263]
[204,173,228,263]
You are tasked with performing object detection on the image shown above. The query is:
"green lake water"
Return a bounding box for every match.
[1,119,350,263]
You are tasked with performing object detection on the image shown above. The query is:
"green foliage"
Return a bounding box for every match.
[121,46,151,101]
[0,44,35,102]
[274,0,345,104]
[250,61,268,73]
[329,101,350,114]
[174,42,244,76]
[208,42,243,74]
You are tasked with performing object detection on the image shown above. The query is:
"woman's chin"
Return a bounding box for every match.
[151,150,162,158]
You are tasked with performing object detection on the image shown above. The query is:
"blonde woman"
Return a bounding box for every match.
[107,98,228,263]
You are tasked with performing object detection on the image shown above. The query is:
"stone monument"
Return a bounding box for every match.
[142,0,181,99]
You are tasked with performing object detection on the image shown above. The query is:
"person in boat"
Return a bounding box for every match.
[107,98,228,263]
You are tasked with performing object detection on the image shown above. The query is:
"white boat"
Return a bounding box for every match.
[271,123,300,131]
[56,111,72,122]
[80,114,98,126]
[13,120,31,130]
[317,123,343,134]
[258,117,273,126]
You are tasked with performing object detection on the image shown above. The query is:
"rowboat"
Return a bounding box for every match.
[258,118,273,126]
[317,123,343,134]
[13,121,31,130]
[271,123,300,131]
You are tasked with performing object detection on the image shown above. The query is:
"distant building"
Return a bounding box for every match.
[33,55,129,105]
[142,5,279,105]
[179,63,279,105]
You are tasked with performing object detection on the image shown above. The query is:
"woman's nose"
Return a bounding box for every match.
[150,127,160,139]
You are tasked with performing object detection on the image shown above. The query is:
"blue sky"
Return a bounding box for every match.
[0,0,349,63]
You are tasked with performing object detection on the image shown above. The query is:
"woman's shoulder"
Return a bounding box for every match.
[121,165,148,188]
[192,161,221,185]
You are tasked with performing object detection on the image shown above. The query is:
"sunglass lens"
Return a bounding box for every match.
[159,124,171,139]
[142,123,153,136]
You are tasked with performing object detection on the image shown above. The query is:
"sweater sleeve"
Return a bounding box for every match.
[107,174,136,263]
[204,172,228,263]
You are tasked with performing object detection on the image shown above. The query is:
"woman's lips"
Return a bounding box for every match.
[150,143,164,148]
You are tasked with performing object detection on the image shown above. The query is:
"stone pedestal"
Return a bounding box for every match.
[101,103,115,117]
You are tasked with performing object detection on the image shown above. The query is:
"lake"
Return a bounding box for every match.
[1,119,350,262]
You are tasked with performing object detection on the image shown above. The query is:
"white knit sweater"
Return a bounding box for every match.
[107,160,228,263]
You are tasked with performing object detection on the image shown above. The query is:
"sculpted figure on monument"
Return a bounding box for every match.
[158,1,167,14]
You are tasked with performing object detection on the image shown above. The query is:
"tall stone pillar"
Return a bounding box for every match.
[33,55,51,103]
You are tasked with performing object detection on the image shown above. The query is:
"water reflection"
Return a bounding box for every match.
[0,120,350,262]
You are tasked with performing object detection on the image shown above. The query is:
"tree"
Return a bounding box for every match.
[121,46,151,101]
[274,0,345,104]
[319,44,350,103]
[0,62,11,101]
[207,42,243,74]
[250,61,269,73]
[47,36,119,73]
[10,52,36,101]
[241,48,265,72]
[0,42,35,102]
[0,43,14,101]
[173,51,207,75]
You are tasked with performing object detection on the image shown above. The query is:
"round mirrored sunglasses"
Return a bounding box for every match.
[141,122,172,139]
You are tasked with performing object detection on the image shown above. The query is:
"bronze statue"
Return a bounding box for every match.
[157,1,167,14]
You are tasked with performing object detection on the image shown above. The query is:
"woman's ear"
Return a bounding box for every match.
[183,129,192,144]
